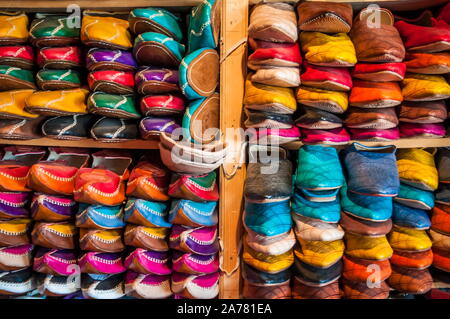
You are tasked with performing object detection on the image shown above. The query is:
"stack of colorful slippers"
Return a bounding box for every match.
[430,148,450,282]
[27,148,90,297]
[395,11,450,138]
[340,143,399,298]
[75,150,132,299]
[0,11,43,140]
[347,7,405,141]
[123,153,173,299]
[128,7,185,139]
[0,146,45,296]
[296,1,355,144]
[242,145,293,299]
[244,2,300,145]
[387,148,437,295]
[80,10,139,142]
[291,145,344,299]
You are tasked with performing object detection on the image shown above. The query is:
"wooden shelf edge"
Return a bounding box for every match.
[0,138,159,149]
[283,137,450,150]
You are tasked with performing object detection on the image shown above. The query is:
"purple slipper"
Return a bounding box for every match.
[136,68,179,95]
[139,117,181,139]
[86,49,137,71]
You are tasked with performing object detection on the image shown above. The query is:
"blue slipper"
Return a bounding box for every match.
[392,202,431,230]
[76,203,125,229]
[244,199,292,237]
[124,198,171,228]
[394,183,435,210]
[168,199,218,227]
[292,191,340,223]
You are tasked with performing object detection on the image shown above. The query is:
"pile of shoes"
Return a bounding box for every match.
[244,2,300,145]
[0,146,45,296]
[296,2,355,144]
[291,145,344,299]
[347,7,405,141]
[122,154,173,299]
[387,148,436,294]
[0,12,42,139]
[430,148,450,281]
[395,10,450,138]
[29,147,89,297]
[242,145,294,299]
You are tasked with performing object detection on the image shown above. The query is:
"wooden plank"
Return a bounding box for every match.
[248,0,448,11]
[0,0,201,10]
[0,138,159,149]
[284,137,450,150]
[219,0,248,299]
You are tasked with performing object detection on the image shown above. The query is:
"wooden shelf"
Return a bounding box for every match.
[248,0,448,11]
[0,138,159,149]
[0,0,201,10]
[284,137,450,150]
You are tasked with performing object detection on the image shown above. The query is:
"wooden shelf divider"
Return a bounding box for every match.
[284,137,450,150]
[0,138,159,149]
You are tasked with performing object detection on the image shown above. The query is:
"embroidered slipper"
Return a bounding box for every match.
[126,156,170,202]
[292,277,339,299]
[31,222,77,249]
[0,268,35,295]
[431,203,450,235]
[296,86,348,114]
[342,255,391,282]
[300,32,356,67]
[81,273,125,299]
[0,192,30,219]
[402,74,450,101]
[80,228,125,253]
[135,68,179,95]
[129,7,183,41]
[294,239,344,268]
[392,202,431,230]
[171,271,219,299]
[0,218,31,246]
[352,62,406,82]
[388,226,432,252]
[293,256,342,287]
[390,249,433,270]
[124,199,171,228]
[187,0,221,52]
[42,114,97,140]
[248,3,297,43]
[86,48,137,72]
[343,143,399,196]
[30,14,80,47]
[395,183,435,210]
[24,89,89,116]
[31,193,77,222]
[124,248,171,275]
[0,12,29,45]
[179,48,219,100]
[293,214,344,242]
[300,62,352,91]
[168,172,219,202]
[90,117,139,143]
[297,2,352,33]
[0,46,34,69]
[399,101,447,124]
[245,229,295,256]
[88,70,135,95]
[345,107,399,129]
[140,117,180,139]
[0,244,33,271]
[292,191,340,223]
[339,211,393,237]
[172,250,219,275]
[33,247,77,276]
[140,94,185,116]
[342,278,390,299]
[168,200,218,227]
[0,66,35,90]
[345,233,393,260]
[133,32,185,68]
[79,252,126,275]
[243,241,294,274]
[124,271,172,299]
[36,273,79,297]
[37,46,82,69]
[295,107,342,130]
[76,204,124,230]
[387,266,432,294]
[396,148,439,191]
[36,69,81,91]
[87,92,140,119]
[81,15,132,50]
[124,224,169,252]
[350,7,405,62]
